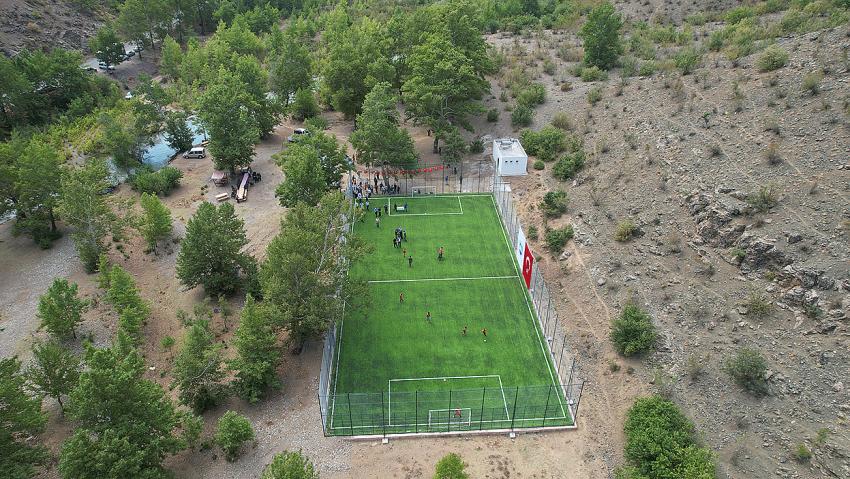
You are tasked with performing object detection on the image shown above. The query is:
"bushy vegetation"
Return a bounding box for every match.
[545,225,574,252]
[215,411,255,461]
[552,150,586,181]
[129,166,183,196]
[511,104,534,126]
[580,2,623,70]
[262,450,318,479]
[674,47,702,75]
[618,396,716,478]
[611,304,657,357]
[756,45,789,72]
[580,66,608,82]
[614,220,638,242]
[724,347,769,396]
[520,126,566,161]
[516,83,546,108]
[541,190,569,218]
[434,453,469,479]
[587,86,603,105]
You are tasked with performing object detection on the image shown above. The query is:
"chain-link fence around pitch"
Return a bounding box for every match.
[317,176,584,437]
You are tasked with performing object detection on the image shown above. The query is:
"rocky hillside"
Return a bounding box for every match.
[481,11,850,479]
[0,0,104,55]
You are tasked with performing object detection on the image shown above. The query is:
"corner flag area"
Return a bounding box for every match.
[327,195,572,435]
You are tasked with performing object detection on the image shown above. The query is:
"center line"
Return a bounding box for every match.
[367,275,516,284]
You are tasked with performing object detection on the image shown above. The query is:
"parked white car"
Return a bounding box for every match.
[183,147,206,159]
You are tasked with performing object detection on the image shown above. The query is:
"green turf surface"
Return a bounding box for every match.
[329,195,571,435]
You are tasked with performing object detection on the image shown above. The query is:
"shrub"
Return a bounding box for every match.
[726,6,755,24]
[468,137,484,154]
[746,185,778,212]
[614,220,638,242]
[486,108,499,122]
[261,451,318,479]
[801,71,823,95]
[533,160,545,170]
[304,115,327,131]
[541,190,568,218]
[516,83,546,107]
[611,304,657,356]
[552,150,585,181]
[129,166,183,196]
[587,86,603,105]
[621,396,716,478]
[291,89,319,120]
[743,291,773,317]
[793,444,812,463]
[545,225,574,252]
[215,411,255,461]
[724,347,769,396]
[520,126,566,161]
[674,47,702,75]
[756,45,789,72]
[638,61,657,76]
[580,66,608,82]
[434,453,469,479]
[560,81,573,91]
[543,58,556,75]
[527,225,538,240]
[551,112,573,130]
[511,105,534,126]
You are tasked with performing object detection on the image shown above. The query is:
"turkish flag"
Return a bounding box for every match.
[521,244,533,289]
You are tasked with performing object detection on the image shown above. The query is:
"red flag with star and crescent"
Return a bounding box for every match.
[521,244,533,289]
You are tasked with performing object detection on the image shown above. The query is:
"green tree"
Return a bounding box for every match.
[439,126,467,165]
[403,33,489,153]
[116,0,171,51]
[198,68,260,172]
[13,138,63,247]
[60,344,187,478]
[230,295,281,402]
[176,202,251,295]
[291,88,319,121]
[0,58,33,136]
[59,160,117,272]
[611,304,657,357]
[26,341,80,413]
[138,192,173,251]
[1,358,47,479]
[261,192,368,347]
[99,111,145,168]
[350,82,418,175]
[164,110,194,153]
[38,278,87,340]
[215,411,254,462]
[274,144,328,208]
[262,450,318,479]
[90,25,125,70]
[269,34,312,106]
[300,131,349,187]
[106,265,148,315]
[579,2,623,70]
[232,54,281,137]
[172,319,225,413]
[434,453,469,479]
[160,35,183,81]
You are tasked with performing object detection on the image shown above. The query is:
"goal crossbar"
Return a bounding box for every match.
[428,408,472,428]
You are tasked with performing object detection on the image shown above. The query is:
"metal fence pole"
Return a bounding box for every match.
[510,386,519,430]
[347,393,354,436]
[415,390,419,433]
[557,337,568,376]
[479,387,486,431]
[381,391,386,436]
[542,385,552,427]
[574,381,584,423]
[543,294,552,337]
[447,389,453,433]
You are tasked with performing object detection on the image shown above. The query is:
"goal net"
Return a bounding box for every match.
[428,408,472,429]
[410,185,436,196]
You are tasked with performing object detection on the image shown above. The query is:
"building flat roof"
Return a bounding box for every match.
[493,138,527,157]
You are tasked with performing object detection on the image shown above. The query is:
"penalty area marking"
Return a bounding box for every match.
[367,275,515,284]
[385,196,464,216]
[388,375,510,427]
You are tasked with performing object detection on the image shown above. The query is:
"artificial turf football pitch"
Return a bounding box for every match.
[327,194,572,435]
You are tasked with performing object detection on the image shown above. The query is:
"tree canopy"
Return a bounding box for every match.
[0,358,47,479]
[350,82,418,172]
[37,278,87,340]
[579,2,623,70]
[197,68,261,172]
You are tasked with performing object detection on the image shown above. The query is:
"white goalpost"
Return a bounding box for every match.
[428,408,472,429]
[410,185,437,195]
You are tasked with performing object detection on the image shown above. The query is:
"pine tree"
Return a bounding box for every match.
[0,358,48,479]
[106,265,148,315]
[37,278,87,340]
[139,192,173,251]
[230,295,281,403]
[26,341,80,413]
[172,319,225,413]
[160,35,183,81]
[176,202,251,295]
[96,254,111,290]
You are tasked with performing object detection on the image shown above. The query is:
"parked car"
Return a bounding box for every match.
[124,91,133,100]
[287,128,310,143]
[126,50,136,58]
[81,66,97,72]
[183,147,206,159]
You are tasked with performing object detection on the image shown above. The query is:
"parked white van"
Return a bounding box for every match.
[183,147,206,159]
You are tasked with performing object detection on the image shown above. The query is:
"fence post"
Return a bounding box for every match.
[573,381,584,424]
[543,294,552,337]
[415,390,419,434]
[347,393,354,436]
[542,385,552,428]
[509,386,519,430]
[318,393,326,436]
[447,389,453,433]
[557,337,568,376]
[479,387,486,431]
[381,391,387,436]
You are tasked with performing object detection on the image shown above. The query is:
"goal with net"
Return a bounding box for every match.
[428,408,472,429]
[410,185,436,195]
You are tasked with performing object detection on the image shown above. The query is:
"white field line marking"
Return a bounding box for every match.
[373,194,492,200]
[388,375,505,426]
[328,414,569,430]
[457,196,463,214]
[384,195,466,216]
[489,195,566,419]
[367,275,515,284]
[428,408,472,428]
[497,375,510,420]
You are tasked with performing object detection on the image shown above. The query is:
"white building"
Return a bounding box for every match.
[492,138,528,176]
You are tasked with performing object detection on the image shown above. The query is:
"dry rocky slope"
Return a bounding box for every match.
[481,18,850,479]
[0,0,103,55]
